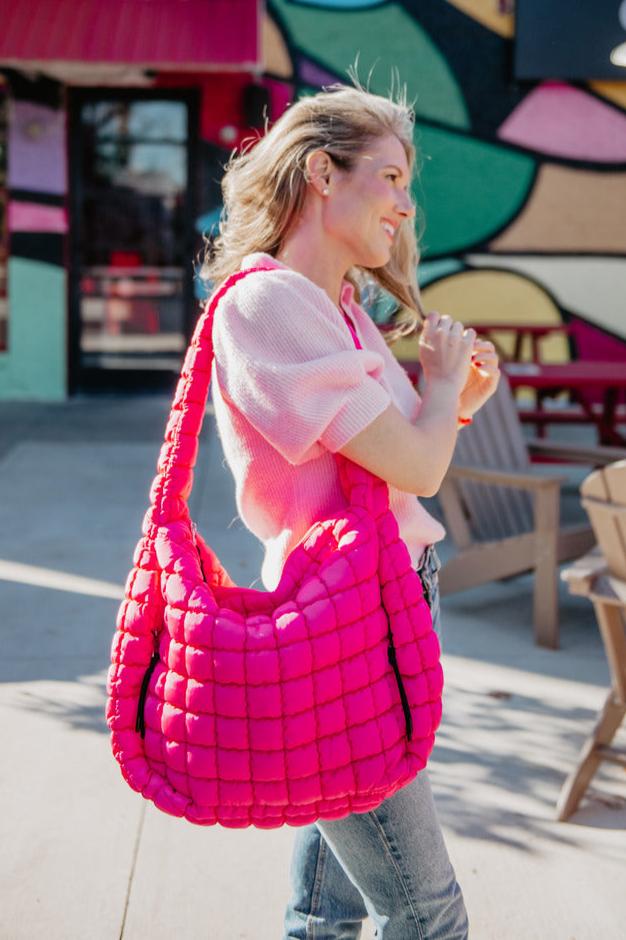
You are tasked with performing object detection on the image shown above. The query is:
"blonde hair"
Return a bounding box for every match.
[200,80,426,343]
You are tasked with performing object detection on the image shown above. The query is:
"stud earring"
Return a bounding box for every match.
[322,187,329,196]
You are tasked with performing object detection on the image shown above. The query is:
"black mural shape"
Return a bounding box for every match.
[197,139,232,221]
[9,190,64,208]
[401,0,528,137]
[11,233,64,266]
[3,68,62,108]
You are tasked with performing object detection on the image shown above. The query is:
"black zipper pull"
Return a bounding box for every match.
[135,649,160,739]
[387,640,414,741]
[381,592,414,742]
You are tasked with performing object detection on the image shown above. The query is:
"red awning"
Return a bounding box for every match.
[0,0,260,71]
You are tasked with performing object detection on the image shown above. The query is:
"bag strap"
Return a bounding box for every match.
[340,307,362,350]
[144,265,389,534]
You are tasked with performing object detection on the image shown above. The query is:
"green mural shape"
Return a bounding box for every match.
[269,0,469,129]
[417,258,464,287]
[0,259,66,400]
[414,125,536,258]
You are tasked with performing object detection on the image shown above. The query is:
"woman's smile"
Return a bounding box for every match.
[381,218,397,240]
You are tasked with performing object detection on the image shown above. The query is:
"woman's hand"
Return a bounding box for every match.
[418,312,475,396]
[458,338,501,419]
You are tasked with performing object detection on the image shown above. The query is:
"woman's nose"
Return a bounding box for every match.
[396,192,416,218]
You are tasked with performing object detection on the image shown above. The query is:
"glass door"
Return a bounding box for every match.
[69,91,197,389]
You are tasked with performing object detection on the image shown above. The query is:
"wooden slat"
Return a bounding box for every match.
[453,380,534,540]
[480,387,533,536]
[437,478,473,549]
[556,690,626,820]
[533,485,560,648]
[455,430,518,540]
[528,439,626,466]
[581,500,626,520]
[459,478,524,541]
[580,467,610,500]
[583,501,626,580]
[595,746,626,766]
[557,523,596,563]
[561,546,607,594]
[605,460,626,504]
[595,602,626,704]
[438,531,537,594]
[449,465,566,489]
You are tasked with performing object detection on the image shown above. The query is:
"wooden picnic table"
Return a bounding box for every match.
[468,322,574,363]
[503,361,626,447]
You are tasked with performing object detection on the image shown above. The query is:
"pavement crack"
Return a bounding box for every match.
[119,801,146,940]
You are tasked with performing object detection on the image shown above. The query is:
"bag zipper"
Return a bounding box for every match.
[191,521,208,583]
[135,642,160,739]
[381,601,413,741]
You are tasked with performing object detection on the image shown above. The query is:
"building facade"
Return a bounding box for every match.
[0,0,288,398]
[1,0,625,401]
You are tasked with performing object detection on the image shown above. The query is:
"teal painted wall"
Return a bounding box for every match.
[0,259,66,400]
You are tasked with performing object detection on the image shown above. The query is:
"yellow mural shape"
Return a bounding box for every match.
[262,13,293,78]
[589,81,626,112]
[490,164,626,254]
[392,269,568,364]
[465,254,626,340]
[445,0,514,38]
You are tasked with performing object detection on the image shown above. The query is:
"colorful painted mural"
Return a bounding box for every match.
[262,0,626,369]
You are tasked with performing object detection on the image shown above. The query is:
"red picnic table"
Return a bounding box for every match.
[466,322,574,363]
[502,360,626,447]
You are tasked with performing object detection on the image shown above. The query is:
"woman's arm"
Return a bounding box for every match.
[338,311,478,497]
[337,378,460,497]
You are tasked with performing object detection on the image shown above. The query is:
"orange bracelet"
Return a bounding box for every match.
[457,415,473,427]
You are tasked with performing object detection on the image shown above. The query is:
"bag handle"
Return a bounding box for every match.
[144,265,389,534]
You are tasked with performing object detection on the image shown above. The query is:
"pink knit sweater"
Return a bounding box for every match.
[210,251,446,591]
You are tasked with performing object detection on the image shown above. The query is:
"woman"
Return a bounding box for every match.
[201,83,499,940]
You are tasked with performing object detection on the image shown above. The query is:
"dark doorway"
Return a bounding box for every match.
[68,89,198,392]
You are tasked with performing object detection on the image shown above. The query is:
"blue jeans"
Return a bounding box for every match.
[283,546,468,940]
[415,544,443,644]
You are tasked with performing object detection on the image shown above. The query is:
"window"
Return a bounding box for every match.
[74,97,191,375]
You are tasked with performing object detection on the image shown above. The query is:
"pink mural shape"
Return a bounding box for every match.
[498,81,626,162]
[569,316,626,363]
[9,201,68,233]
[569,315,626,407]
[8,101,67,195]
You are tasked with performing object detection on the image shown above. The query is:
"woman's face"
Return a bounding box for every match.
[323,133,416,269]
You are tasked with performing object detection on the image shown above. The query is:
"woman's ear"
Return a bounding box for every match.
[304,149,332,195]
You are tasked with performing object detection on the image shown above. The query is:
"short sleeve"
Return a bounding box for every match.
[211,270,392,466]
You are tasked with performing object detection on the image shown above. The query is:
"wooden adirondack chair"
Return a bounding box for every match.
[436,377,626,648]
[557,460,626,820]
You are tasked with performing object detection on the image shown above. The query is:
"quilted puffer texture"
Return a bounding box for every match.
[105,266,444,829]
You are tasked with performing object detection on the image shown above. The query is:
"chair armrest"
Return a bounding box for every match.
[589,574,626,607]
[561,546,606,595]
[561,546,626,606]
[446,463,567,491]
[527,438,626,466]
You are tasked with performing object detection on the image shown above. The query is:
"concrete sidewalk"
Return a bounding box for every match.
[1,396,624,940]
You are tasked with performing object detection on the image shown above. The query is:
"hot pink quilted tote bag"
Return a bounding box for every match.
[105,265,443,829]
